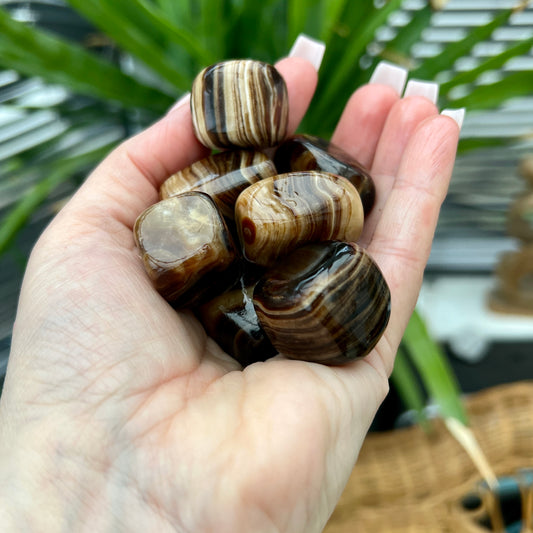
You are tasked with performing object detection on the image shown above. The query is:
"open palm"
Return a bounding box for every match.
[0,53,460,532]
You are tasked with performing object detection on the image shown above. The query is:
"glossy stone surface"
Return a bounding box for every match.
[191,59,289,150]
[274,134,376,215]
[160,150,277,220]
[234,171,364,266]
[134,192,237,307]
[198,281,277,367]
[253,241,391,364]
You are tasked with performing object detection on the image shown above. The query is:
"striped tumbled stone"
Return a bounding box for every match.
[274,134,376,216]
[133,192,237,308]
[253,241,391,364]
[191,60,289,150]
[234,171,364,266]
[160,150,277,219]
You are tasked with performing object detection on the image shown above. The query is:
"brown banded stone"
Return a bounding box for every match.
[191,59,289,150]
[274,134,376,215]
[160,150,277,219]
[133,192,237,307]
[198,282,277,367]
[253,241,391,364]
[234,171,364,266]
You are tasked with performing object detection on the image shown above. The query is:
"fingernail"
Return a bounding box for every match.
[167,92,190,114]
[369,61,408,95]
[404,79,439,104]
[441,108,465,130]
[289,34,326,72]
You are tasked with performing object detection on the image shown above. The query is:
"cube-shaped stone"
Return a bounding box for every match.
[191,60,289,150]
[134,192,237,307]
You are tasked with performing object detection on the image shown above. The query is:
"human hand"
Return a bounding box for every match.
[0,39,462,533]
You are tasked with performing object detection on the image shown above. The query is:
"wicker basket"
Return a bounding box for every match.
[324,381,533,532]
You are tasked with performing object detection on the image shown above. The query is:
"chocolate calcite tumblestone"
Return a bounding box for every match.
[160,150,277,220]
[253,241,391,365]
[274,134,376,215]
[198,283,277,367]
[234,171,364,266]
[134,192,238,308]
[191,59,289,150]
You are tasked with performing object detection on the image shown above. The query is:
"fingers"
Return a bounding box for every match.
[369,113,461,368]
[328,61,464,379]
[280,34,324,133]
[359,93,440,246]
[331,61,408,168]
[331,62,441,249]
[370,89,439,180]
[275,57,318,135]
[331,84,400,168]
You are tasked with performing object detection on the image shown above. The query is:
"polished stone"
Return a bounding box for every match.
[191,59,289,150]
[160,150,277,220]
[274,134,375,215]
[134,192,237,307]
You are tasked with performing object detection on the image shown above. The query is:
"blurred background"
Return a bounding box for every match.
[3,0,531,403]
[1,1,532,531]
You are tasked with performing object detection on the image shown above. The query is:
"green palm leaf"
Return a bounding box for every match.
[440,36,533,95]
[402,310,468,425]
[0,6,173,113]
[458,135,523,154]
[0,144,111,254]
[411,5,526,80]
[224,1,289,61]
[287,0,322,46]
[358,4,434,89]
[64,0,214,91]
[391,346,430,429]
[304,0,404,134]
[379,4,433,69]
[448,70,533,110]
[319,0,350,42]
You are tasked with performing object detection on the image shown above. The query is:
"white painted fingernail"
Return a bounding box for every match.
[441,108,465,130]
[404,79,439,103]
[289,34,326,72]
[168,92,190,114]
[369,61,408,95]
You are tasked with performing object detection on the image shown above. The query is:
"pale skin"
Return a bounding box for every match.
[0,56,460,532]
